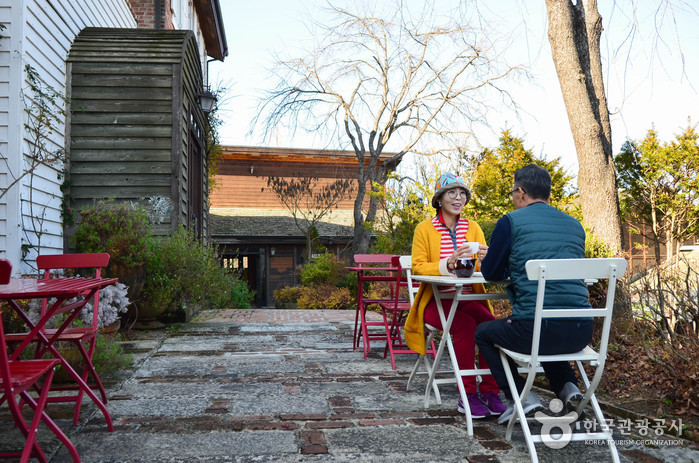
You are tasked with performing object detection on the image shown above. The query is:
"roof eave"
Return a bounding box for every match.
[193,0,228,61]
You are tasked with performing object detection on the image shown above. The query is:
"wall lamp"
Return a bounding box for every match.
[198,88,217,114]
[270,247,276,256]
[249,165,254,174]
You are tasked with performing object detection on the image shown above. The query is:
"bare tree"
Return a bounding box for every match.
[544,0,624,254]
[256,2,520,255]
[264,174,354,261]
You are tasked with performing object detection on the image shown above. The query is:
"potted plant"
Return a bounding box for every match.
[82,281,130,334]
[71,200,151,304]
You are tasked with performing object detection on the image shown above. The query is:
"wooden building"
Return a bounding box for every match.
[65,28,210,240]
[210,146,397,307]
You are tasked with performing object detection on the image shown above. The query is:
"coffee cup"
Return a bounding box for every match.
[465,242,480,256]
[454,257,476,278]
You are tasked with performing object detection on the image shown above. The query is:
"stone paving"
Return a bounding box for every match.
[1,308,697,462]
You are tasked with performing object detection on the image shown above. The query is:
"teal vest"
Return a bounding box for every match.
[506,202,590,320]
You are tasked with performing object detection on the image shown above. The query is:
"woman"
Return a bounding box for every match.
[404,173,506,418]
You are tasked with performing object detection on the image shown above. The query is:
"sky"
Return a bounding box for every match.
[209,0,699,177]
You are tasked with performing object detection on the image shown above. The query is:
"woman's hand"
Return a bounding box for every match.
[476,244,488,261]
[448,244,475,268]
[447,243,489,269]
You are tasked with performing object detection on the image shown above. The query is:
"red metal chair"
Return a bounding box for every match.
[350,254,398,358]
[0,258,10,284]
[5,253,111,425]
[0,259,81,462]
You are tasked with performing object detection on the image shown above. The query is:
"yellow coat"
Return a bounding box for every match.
[404,217,492,355]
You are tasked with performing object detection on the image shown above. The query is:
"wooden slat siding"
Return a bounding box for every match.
[212,177,365,209]
[210,145,390,209]
[70,74,174,88]
[70,150,172,162]
[70,137,173,150]
[70,87,172,100]
[71,113,173,125]
[66,29,207,240]
[171,60,184,232]
[71,125,172,137]
[69,63,175,76]
[71,162,172,175]
[189,32,208,239]
[178,33,208,239]
[71,187,172,201]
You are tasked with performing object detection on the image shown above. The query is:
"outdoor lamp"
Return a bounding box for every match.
[198,89,216,114]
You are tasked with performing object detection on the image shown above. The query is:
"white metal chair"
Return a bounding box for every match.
[497,257,627,463]
[403,256,444,401]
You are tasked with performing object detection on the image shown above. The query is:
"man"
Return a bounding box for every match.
[475,164,592,424]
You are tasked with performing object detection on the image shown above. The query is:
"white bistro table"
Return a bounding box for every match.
[411,272,508,436]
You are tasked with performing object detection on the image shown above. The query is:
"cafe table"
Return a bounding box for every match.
[411,272,508,436]
[0,277,118,431]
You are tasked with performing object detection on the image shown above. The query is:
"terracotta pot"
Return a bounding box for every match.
[99,319,121,338]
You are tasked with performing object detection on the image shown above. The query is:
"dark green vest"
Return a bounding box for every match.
[506,202,590,320]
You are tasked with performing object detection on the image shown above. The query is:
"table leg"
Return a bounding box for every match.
[44,340,114,431]
[353,271,364,351]
[424,285,461,405]
[7,294,114,432]
[423,283,479,436]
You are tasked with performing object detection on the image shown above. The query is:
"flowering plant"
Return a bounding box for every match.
[71,200,151,271]
[27,280,130,329]
[80,281,130,328]
[147,195,173,225]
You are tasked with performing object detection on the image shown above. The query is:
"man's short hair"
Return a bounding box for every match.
[514,164,551,200]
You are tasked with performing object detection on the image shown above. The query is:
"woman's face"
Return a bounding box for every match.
[440,187,468,217]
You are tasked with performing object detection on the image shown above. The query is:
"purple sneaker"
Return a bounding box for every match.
[479,392,507,415]
[457,393,491,419]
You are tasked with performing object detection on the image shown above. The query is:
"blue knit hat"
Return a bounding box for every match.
[431,173,471,209]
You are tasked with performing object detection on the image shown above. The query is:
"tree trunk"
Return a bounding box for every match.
[650,194,662,266]
[545,0,624,254]
[306,231,313,262]
[349,166,384,258]
[351,166,371,258]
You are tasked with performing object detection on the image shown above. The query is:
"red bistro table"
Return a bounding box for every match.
[0,277,118,431]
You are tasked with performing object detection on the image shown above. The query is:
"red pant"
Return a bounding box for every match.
[423,298,499,394]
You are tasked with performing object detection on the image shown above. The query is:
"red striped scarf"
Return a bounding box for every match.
[432,213,474,294]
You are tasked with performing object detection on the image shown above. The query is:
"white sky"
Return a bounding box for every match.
[209,0,699,177]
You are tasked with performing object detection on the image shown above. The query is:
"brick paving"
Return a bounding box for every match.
[1,308,696,462]
[198,307,384,324]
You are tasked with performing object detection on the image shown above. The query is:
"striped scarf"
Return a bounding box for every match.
[432,213,473,294]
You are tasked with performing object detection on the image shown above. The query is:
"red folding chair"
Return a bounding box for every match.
[0,259,81,462]
[5,253,111,425]
[350,254,398,358]
[0,259,10,284]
